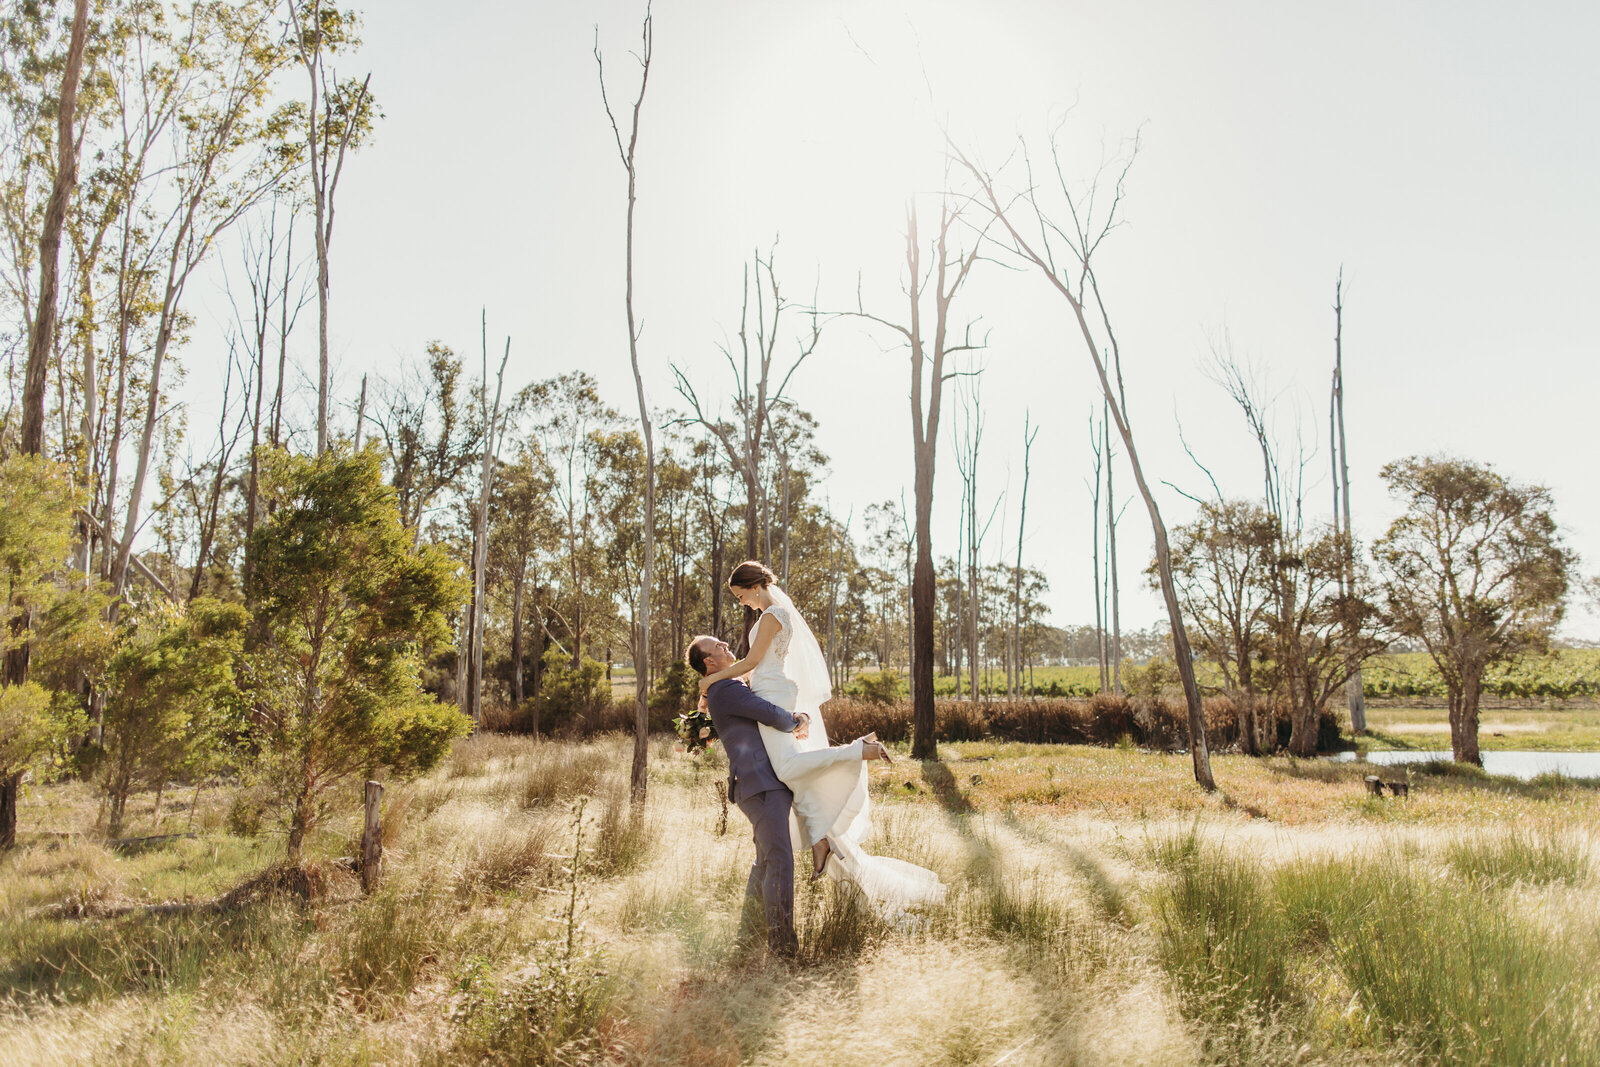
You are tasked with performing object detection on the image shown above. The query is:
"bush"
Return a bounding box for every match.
[650,660,699,716]
[856,669,904,706]
[538,650,611,732]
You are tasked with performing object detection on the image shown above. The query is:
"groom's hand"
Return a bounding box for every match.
[793,712,810,740]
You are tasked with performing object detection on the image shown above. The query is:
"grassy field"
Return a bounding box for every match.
[822,649,1600,702]
[3,735,1599,1065]
[1362,704,1600,752]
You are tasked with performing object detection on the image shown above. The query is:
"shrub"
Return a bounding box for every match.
[856,669,905,705]
[650,660,699,715]
[538,650,611,732]
[247,447,470,863]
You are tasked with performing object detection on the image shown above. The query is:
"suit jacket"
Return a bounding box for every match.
[704,678,801,804]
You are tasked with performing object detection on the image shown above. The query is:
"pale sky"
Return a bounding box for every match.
[187,0,1600,637]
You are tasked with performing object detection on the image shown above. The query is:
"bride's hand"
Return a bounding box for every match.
[697,674,713,696]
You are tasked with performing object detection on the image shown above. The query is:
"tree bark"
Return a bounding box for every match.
[1332,275,1367,733]
[19,0,90,456]
[0,773,20,851]
[1451,671,1483,766]
[596,10,655,803]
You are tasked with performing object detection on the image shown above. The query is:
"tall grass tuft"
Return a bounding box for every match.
[1443,829,1590,887]
[334,881,455,1011]
[798,877,890,961]
[1151,831,1296,1028]
[1328,855,1599,1066]
[589,781,654,877]
[455,818,560,897]
[519,744,613,809]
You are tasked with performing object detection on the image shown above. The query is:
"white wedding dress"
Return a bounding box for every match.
[749,589,946,918]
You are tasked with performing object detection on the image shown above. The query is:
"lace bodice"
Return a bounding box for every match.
[748,604,797,707]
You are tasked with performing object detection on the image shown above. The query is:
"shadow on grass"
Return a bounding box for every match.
[918,760,975,818]
[1362,729,1424,751]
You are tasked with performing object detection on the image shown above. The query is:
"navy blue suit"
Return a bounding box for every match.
[704,677,803,954]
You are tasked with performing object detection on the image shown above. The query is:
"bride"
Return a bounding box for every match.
[698,560,945,916]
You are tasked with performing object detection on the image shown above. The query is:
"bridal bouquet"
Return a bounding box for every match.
[672,709,717,755]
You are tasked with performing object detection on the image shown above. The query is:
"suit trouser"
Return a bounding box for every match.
[737,785,797,954]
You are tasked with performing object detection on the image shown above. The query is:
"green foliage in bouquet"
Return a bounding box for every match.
[673,708,717,754]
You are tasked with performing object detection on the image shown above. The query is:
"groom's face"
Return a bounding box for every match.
[696,636,735,674]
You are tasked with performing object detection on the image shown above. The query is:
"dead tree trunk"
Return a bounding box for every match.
[1011,414,1037,700]
[1331,273,1366,732]
[597,7,655,803]
[1087,410,1107,692]
[851,199,984,757]
[1104,405,1124,694]
[468,317,511,725]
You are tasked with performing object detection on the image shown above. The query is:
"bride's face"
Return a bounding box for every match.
[730,583,765,610]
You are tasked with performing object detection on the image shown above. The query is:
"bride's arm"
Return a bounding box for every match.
[699,613,780,692]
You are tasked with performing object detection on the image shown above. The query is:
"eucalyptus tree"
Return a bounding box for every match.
[371,342,483,544]
[595,3,656,800]
[283,0,374,455]
[0,454,82,848]
[99,0,299,616]
[847,195,986,754]
[16,0,89,460]
[486,440,558,718]
[529,370,622,668]
[1162,500,1278,752]
[1374,456,1572,766]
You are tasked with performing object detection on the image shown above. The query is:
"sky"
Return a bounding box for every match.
[186,0,1600,637]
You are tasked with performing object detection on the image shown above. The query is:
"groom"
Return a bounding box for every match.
[686,634,811,957]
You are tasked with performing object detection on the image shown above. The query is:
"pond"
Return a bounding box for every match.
[1329,749,1600,781]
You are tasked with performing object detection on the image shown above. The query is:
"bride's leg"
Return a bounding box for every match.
[810,836,832,881]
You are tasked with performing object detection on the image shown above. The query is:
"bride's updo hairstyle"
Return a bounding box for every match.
[728,560,776,590]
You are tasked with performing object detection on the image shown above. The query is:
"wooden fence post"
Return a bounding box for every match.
[361,780,383,894]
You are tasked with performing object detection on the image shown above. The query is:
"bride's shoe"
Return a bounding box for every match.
[811,837,832,882]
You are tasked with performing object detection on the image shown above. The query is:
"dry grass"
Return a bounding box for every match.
[2,732,1599,1065]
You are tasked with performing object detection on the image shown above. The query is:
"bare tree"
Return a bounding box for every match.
[1010,412,1038,699]
[464,313,511,725]
[672,241,821,653]
[108,3,296,616]
[1103,400,1125,694]
[952,130,1216,789]
[1329,272,1366,732]
[286,0,374,456]
[850,196,985,754]
[229,195,311,598]
[953,371,1001,703]
[595,3,654,802]
[1085,408,1108,692]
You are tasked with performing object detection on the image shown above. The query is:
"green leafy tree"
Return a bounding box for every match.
[0,454,84,848]
[101,598,248,837]
[247,446,468,863]
[1373,456,1573,765]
